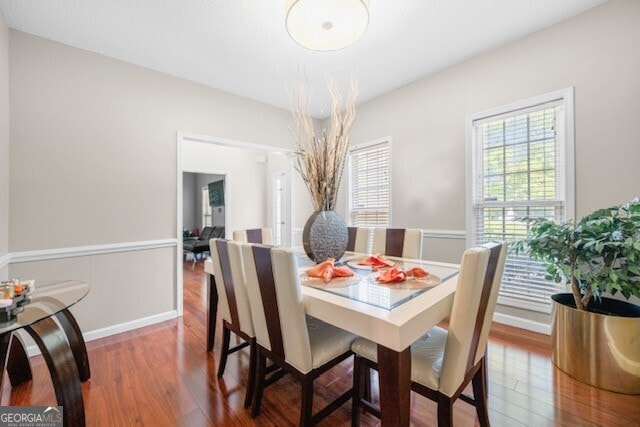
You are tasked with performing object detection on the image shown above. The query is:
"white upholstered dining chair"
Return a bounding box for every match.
[351,242,508,427]
[232,228,273,244]
[346,227,371,253]
[371,228,423,259]
[209,238,256,408]
[240,243,356,425]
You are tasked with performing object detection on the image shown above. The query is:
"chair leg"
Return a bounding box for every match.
[251,352,267,418]
[217,324,231,378]
[351,356,363,427]
[437,394,453,427]
[472,359,490,427]
[244,339,257,409]
[483,349,489,394]
[363,365,372,402]
[300,376,314,426]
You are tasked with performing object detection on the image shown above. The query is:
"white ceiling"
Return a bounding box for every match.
[0,0,607,118]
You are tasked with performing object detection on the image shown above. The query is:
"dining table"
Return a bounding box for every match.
[205,250,460,427]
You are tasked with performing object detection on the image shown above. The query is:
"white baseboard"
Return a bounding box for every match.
[25,310,179,357]
[492,312,551,335]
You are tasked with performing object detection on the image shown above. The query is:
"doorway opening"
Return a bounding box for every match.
[176,131,294,316]
[182,172,227,263]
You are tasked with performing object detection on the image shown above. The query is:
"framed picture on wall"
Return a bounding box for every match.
[208,180,225,207]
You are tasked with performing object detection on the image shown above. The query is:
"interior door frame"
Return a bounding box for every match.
[175,131,294,316]
[272,170,292,246]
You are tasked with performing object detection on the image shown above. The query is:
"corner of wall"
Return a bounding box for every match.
[0,9,10,264]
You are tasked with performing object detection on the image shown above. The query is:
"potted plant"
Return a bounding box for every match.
[514,197,640,394]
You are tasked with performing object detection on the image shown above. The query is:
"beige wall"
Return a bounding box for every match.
[348,0,640,323]
[9,249,175,332]
[9,31,296,251]
[0,11,8,280]
[8,31,297,332]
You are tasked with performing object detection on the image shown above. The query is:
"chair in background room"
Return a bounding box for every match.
[350,242,508,426]
[371,228,423,258]
[233,228,273,244]
[346,227,371,253]
[209,238,256,408]
[183,226,216,265]
[240,244,356,425]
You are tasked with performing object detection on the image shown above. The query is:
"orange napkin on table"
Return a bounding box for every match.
[358,254,395,269]
[406,267,429,278]
[376,267,430,284]
[307,258,355,283]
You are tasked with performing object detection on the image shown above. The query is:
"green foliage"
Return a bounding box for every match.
[513,198,640,310]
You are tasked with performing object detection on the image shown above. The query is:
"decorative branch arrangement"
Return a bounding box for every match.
[290,77,358,212]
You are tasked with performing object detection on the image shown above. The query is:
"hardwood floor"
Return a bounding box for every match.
[2,261,637,426]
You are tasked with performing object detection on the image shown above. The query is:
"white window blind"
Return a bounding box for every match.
[348,141,390,228]
[469,91,574,313]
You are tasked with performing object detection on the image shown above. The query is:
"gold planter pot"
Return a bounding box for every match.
[551,293,640,394]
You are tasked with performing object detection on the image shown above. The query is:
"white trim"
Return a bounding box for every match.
[350,136,391,152]
[180,131,294,155]
[492,312,551,335]
[0,253,10,269]
[24,310,178,357]
[9,239,177,264]
[562,88,576,221]
[176,133,184,317]
[422,229,466,240]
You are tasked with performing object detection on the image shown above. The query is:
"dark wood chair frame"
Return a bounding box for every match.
[250,245,354,426]
[352,351,489,427]
[213,239,257,409]
[351,242,502,427]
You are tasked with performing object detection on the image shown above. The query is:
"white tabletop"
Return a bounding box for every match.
[205,254,460,352]
[300,256,459,352]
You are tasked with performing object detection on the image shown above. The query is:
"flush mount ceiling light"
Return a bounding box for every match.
[285,0,370,51]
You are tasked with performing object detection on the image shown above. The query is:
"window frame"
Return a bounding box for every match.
[465,88,575,313]
[347,137,392,229]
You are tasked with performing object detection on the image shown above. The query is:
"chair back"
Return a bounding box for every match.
[346,227,371,253]
[371,228,423,258]
[199,226,215,241]
[439,242,508,397]
[233,228,274,244]
[209,238,254,336]
[240,244,314,373]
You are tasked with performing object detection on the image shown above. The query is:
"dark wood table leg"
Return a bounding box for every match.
[207,273,218,351]
[7,333,33,386]
[25,317,85,427]
[0,333,13,391]
[377,344,411,427]
[55,308,91,382]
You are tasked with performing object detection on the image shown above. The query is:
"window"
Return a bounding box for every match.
[202,186,212,228]
[348,139,391,228]
[467,89,575,313]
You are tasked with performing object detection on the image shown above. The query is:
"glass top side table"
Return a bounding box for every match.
[0,280,91,427]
